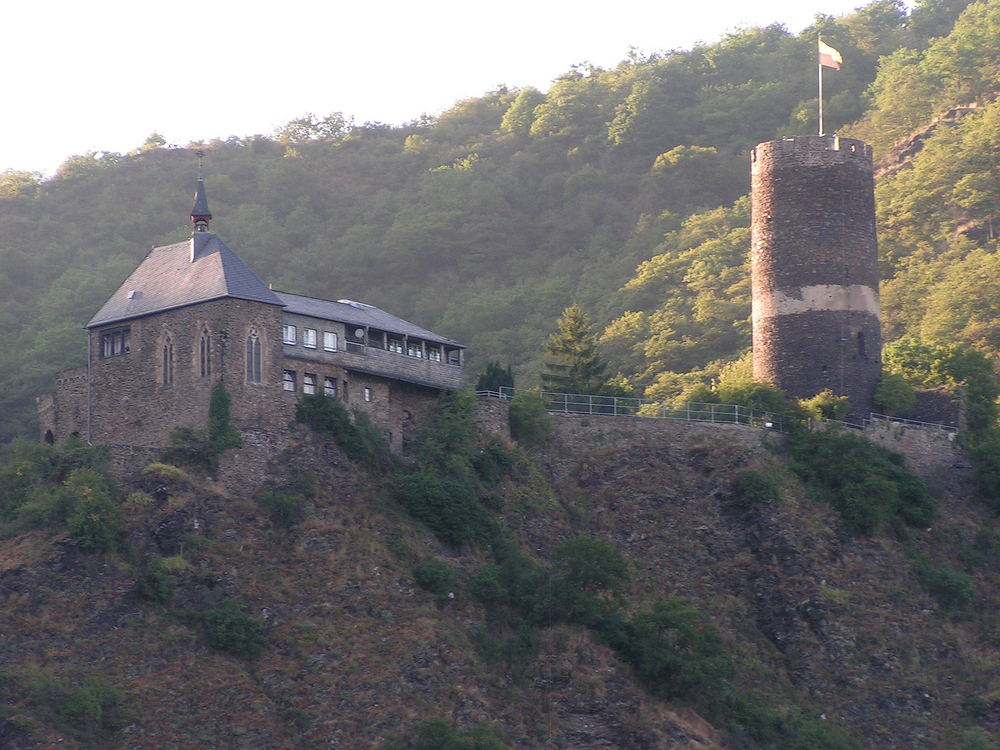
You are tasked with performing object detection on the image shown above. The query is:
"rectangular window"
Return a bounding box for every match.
[427,346,442,362]
[323,377,337,397]
[406,340,423,358]
[283,370,296,391]
[303,373,316,395]
[303,328,317,348]
[364,387,372,402]
[323,331,338,352]
[387,337,403,354]
[100,327,131,358]
[446,348,461,366]
[282,325,297,344]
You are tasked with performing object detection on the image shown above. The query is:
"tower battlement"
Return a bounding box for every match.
[751,135,873,170]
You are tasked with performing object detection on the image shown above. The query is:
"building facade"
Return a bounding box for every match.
[38,181,464,453]
[750,135,882,416]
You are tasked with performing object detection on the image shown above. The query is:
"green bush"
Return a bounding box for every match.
[412,556,456,596]
[508,390,553,446]
[799,389,851,420]
[65,469,121,552]
[613,598,732,701]
[202,599,266,657]
[790,427,938,534]
[26,670,129,742]
[873,373,916,415]
[257,490,305,528]
[161,385,242,472]
[916,558,976,618]
[382,717,505,749]
[553,536,628,593]
[711,687,860,750]
[393,469,495,548]
[295,393,389,468]
[136,558,174,604]
[732,468,781,508]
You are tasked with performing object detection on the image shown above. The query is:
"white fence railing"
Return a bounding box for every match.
[477,388,959,435]
[476,387,786,430]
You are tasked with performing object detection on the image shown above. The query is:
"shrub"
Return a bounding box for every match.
[257,490,305,528]
[161,385,242,472]
[615,598,732,701]
[382,717,505,749]
[202,599,266,657]
[63,468,120,552]
[508,390,552,446]
[140,462,192,484]
[873,373,916,415]
[393,470,495,548]
[732,468,781,508]
[790,427,938,534]
[916,558,976,618]
[136,558,174,604]
[799,389,851,420]
[295,393,389,468]
[26,670,129,741]
[553,536,628,593]
[412,556,456,596]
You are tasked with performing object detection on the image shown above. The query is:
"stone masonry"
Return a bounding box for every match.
[751,135,882,417]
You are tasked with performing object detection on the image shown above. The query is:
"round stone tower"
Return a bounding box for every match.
[750,135,881,416]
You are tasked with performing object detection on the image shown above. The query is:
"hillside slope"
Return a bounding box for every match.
[1,415,996,749]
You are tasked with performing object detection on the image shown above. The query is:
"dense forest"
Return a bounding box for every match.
[0,0,994,441]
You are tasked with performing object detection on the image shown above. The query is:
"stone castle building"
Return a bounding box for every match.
[750,135,882,416]
[37,180,465,454]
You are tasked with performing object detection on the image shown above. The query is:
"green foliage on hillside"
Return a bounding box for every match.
[2,0,973,442]
[790,427,938,534]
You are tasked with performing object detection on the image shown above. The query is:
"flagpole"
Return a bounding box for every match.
[818,36,825,135]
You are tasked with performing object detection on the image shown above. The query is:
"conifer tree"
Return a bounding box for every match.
[541,304,608,394]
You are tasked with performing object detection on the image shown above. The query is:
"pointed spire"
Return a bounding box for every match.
[190,151,211,232]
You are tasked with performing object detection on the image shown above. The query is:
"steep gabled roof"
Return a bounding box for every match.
[275,292,463,348]
[88,232,283,328]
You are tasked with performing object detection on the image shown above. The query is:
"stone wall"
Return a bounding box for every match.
[751,135,882,417]
[863,420,963,490]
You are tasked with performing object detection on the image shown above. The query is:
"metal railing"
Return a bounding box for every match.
[476,387,785,430]
[477,387,960,435]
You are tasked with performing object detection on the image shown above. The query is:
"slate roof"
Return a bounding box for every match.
[88,232,283,328]
[275,292,463,348]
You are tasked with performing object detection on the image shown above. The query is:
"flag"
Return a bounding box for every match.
[819,39,842,70]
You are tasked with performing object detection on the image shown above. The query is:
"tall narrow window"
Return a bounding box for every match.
[857,331,867,359]
[246,329,262,383]
[364,387,372,402]
[324,376,337,397]
[303,373,316,395]
[162,336,173,386]
[283,370,296,391]
[199,328,211,378]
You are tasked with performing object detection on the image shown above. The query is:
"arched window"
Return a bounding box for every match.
[199,328,211,378]
[246,328,262,383]
[162,336,174,386]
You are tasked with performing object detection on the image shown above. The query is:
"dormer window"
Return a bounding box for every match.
[101,328,131,358]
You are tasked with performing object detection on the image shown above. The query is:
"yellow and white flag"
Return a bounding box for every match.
[819,39,842,70]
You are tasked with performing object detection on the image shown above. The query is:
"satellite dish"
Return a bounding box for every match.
[354,328,365,339]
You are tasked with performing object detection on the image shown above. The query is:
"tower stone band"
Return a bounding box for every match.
[750,135,882,416]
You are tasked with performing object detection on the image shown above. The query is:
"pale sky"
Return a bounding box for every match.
[6,0,883,177]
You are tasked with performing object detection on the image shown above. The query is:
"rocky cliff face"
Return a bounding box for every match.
[0,415,996,749]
